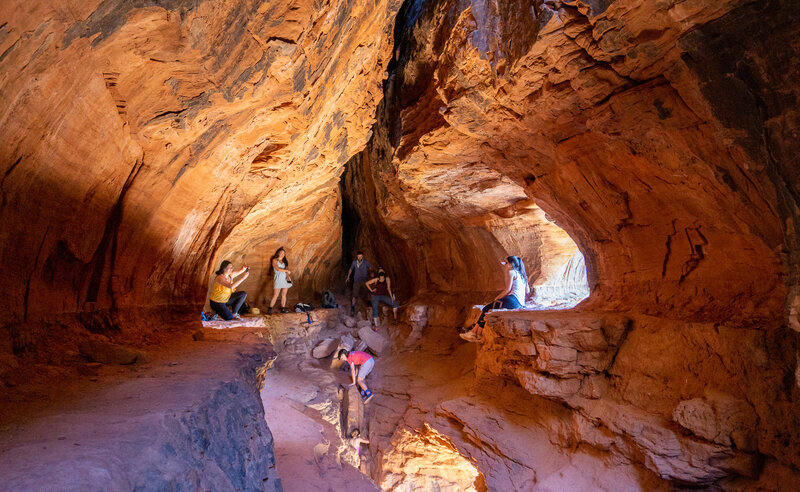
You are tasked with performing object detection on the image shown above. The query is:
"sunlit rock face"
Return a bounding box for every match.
[345,0,800,325]
[0,0,401,334]
[343,0,800,488]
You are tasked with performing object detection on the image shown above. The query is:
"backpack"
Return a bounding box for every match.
[322,290,338,309]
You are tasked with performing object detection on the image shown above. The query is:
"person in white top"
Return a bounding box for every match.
[461,256,530,342]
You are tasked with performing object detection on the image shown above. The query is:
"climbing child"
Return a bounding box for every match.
[337,349,375,403]
[349,429,370,452]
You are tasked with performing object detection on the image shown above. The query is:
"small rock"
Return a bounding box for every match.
[77,362,102,376]
[357,327,388,354]
[340,334,356,351]
[79,340,141,365]
[408,305,428,322]
[516,369,581,400]
[672,391,758,450]
[312,338,339,358]
[342,316,356,328]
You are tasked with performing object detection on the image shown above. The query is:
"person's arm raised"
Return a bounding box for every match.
[232,270,249,288]
[365,278,378,292]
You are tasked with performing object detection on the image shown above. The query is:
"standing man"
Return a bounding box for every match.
[345,250,371,316]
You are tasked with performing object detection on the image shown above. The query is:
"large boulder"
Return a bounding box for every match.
[357,327,388,354]
[311,338,339,359]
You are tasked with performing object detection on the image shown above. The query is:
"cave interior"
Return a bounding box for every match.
[1,0,799,490]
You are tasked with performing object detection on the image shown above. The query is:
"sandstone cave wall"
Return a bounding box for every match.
[343,0,800,486]
[0,0,401,335]
[345,0,799,326]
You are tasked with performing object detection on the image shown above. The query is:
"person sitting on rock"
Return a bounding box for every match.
[345,251,372,316]
[365,268,398,328]
[337,349,375,403]
[268,247,292,314]
[209,260,250,321]
[461,255,529,342]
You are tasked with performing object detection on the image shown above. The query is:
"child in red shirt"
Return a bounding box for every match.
[337,349,375,402]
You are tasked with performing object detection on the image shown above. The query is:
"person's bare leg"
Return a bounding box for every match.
[269,289,280,308]
[280,288,288,308]
[392,307,398,321]
[357,377,368,392]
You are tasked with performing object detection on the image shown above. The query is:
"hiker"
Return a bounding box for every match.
[345,251,372,316]
[268,247,292,314]
[349,429,370,452]
[365,268,398,327]
[209,260,250,321]
[337,349,375,402]
[460,255,529,342]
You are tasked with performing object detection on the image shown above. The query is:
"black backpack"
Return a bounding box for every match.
[322,290,338,309]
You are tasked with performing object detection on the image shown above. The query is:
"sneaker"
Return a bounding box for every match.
[362,389,374,404]
[267,307,273,314]
[233,314,242,320]
[280,307,290,313]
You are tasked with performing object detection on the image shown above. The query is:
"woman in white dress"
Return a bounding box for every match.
[268,247,292,314]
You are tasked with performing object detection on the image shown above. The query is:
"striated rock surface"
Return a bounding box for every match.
[342,0,800,488]
[0,328,281,491]
[0,0,401,334]
[345,0,799,324]
[3,0,800,489]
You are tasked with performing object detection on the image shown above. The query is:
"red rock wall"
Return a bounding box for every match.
[346,0,799,326]
[0,0,401,332]
[343,0,800,487]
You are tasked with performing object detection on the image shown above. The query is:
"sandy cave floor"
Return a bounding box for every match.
[261,302,660,491]
[0,303,662,491]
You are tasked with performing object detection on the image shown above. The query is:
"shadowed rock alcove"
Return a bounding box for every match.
[1,0,799,490]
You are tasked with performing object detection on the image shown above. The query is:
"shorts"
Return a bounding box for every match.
[357,357,374,379]
[352,280,367,299]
